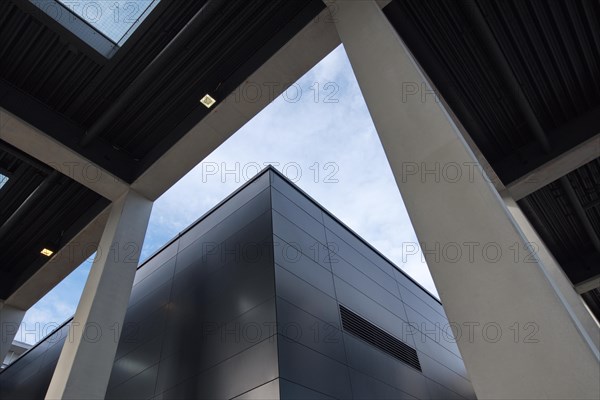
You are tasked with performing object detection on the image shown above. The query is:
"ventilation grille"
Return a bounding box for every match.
[340,305,421,371]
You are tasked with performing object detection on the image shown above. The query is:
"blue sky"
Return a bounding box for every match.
[16,45,436,345]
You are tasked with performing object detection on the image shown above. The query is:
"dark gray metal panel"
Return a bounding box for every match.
[172,210,273,300]
[274,265,341,329]
[133,239,180,285]
[232,379,280,399]
[349,368,417,400]
[343,332,429,399]
[278,378,335,399]
[326,229,399,295]
[108,334,163,389]
[409,326,468,380]
[39,337,66,369]
[179,176,270,250]
[272,211,331,269]
[271,187,327,244]
[114,304,168,362]
[270,173,323,223]
[106,364,160,400]
[277,337,352,399]
[175,203,273,278]
[129,256,176,308]
[0,339,48,380]
[0,324,68,399]
[199,249,275,324]
[276,297,345,363]
[394,269,445,316]
[156,298,277,392]
[124,281,171,331]
[334,276,413,347]
[418,352,475,400]
[425,377,471,400]
[400,284,449,328]
[159,337,279,399]
[323,213,398,278]
[274,243,335,297]
[404,305,463,361]
[332,256,405,317]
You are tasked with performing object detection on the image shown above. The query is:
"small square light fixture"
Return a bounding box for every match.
[40,248,54,257]
[200,94,216,108]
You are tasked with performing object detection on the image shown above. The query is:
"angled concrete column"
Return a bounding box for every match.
[501,191,600,345]
[0,301,26,364]
[45,190,152,400]
[331,1,600,399]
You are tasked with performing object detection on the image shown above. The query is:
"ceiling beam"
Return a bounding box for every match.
[0,79,136,182]
[80,0,227,147]
[576,275,600,295]
[460,0,551,153]
[507,133,600,200]
[0,108,129,201]
[131,6,341,200]
[559,176,600,253]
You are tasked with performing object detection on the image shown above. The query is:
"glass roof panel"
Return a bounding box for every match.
[0,174,8,190]
[56,0,159,45]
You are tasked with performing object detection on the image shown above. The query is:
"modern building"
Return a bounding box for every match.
[0,0,598,399]
[0,167,476,399]
[1,341,30,370]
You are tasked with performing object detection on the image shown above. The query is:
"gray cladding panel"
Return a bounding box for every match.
[277,337,352,399]
[274,242,335,297]
[232,379,280,399]
[323,212,397,279]
[343,332,430,399]
[270,173,323,222]
[160,337,278,399]
[272,187,327,244]
[332,256,405,318]
[178,172,270,250]
[276,297,346,363]
[349,368,417,400]
[334,276,413,347]
[278,378,335,399]
[1,170,473,400]
[326,229,399,295]
[274,265,341,330]
[272,211,331,270]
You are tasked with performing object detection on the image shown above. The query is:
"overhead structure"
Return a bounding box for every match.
[0,0,598,399]
[384,0,600,313]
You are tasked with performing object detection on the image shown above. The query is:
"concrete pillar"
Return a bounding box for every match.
[45,190,152,400]
[0,301,26,364]
[331,1,600,399]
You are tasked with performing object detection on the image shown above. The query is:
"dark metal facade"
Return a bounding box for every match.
[0,168,475,399]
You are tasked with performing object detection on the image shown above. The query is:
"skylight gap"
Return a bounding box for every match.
[30,0,160,58]
[0,173,8,190]
[55,0,160,45]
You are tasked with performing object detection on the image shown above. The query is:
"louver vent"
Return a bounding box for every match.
[340,305,422,371]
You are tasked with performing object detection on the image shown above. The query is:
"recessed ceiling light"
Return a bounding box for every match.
[200,94,216,108]
[40,248,54,257]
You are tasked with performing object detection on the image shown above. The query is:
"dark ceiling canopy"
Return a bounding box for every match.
[384,0,600,316]
[0,0,325,300]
